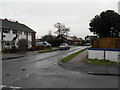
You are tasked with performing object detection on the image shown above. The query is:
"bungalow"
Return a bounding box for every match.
[64,36,83,45]
[70,36,82,45]
[0,18,36,51]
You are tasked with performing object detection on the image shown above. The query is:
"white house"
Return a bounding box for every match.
[0,18,36,51]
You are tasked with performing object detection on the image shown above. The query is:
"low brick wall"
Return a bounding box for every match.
[88,48,120,62]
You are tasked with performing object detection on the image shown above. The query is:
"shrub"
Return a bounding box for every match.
[18,39,28,52]
[47,38,65,47]
[28,47,36,51]
[3,48,11,53]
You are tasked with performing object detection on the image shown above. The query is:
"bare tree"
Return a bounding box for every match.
[54,22,70,38]
[62,27,70,36]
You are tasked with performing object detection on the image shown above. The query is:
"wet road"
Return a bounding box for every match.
[2,46,118,88]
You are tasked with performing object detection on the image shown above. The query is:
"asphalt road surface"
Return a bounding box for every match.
[2,46,119,88]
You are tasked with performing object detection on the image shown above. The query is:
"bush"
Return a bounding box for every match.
[47,38,65,47]
[18,39,28,52]
[2,46,17,53]
[3,48,11,53]
[28,47,36,51]
[10,46,17,53]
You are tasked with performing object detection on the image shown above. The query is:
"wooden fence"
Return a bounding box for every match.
[92,38,120,49]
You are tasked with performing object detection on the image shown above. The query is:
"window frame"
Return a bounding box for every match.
[3,28,10,33]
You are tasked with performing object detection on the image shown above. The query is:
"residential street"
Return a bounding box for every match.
[2,46,118,88]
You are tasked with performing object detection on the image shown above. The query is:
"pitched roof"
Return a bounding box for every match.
[64,36,81,42]
[85,35,97,38]
[64,36,73,40]
[0,18,36,33]
[70,36,80,42]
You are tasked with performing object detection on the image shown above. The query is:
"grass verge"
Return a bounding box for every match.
[61,49,86,63]
[0,52,5,54]
[38,48,59,53]
[83,58,118,66]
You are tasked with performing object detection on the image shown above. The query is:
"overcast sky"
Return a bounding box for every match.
[0,0,119,39]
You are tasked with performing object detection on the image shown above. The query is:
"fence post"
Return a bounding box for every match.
[104,50,106,60]
[117,52,120,66]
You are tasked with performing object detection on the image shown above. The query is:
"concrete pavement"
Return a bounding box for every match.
[1,51,39,60]
[60,50,120,76]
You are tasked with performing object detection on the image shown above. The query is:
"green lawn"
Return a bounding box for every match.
[83,58,118,66]
[61,49,86,63]
[38,48,59,53]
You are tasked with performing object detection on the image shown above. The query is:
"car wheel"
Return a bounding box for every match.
[68,47,70,50]
[66,47,69,50]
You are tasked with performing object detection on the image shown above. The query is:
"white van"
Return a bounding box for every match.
[36,41,51,48]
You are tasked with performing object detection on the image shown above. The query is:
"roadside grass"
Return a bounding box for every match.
[1,48,59,54]
[38,48,59,53]
[0,52,2,54]
[61,49,86,63]
[0,51,5,54]
[83,58,118,66]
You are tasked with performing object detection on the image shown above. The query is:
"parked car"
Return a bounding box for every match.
[36,41,51,48]
[85,43,91,46]
[59,43,70,50]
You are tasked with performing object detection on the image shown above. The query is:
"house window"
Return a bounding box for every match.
[17,31,22,35]
[24,32,27,35]
[29,33,31,36]
[5,41,10,46]
[28,41,31,45]
[13,30,17,34]
[11,42,15,46]
[13,43,15,45]
[3,28,10,33]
